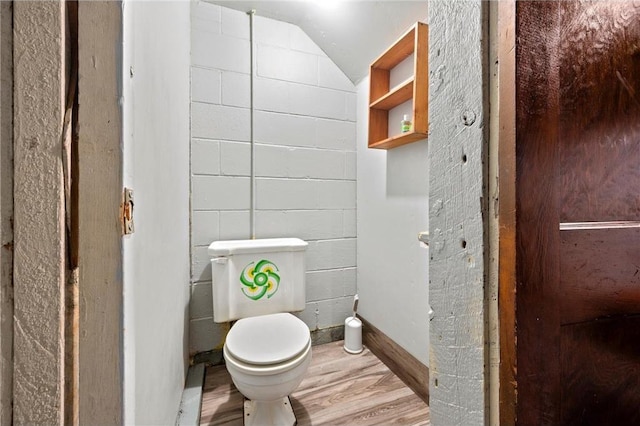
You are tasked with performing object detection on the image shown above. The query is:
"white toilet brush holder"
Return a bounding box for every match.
[344,295,363,354]
[344,316,363,354]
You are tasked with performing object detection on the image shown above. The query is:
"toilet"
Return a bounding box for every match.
[208,238,311,426]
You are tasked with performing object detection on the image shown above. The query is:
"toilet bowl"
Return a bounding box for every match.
[223,313,311,425]
[209,237,311,426]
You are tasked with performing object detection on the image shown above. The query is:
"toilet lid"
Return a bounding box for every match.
[226,313,310,365]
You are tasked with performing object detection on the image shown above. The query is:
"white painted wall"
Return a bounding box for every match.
[122,2,191,424]
[356,73,430,365]
[189,1,357,354]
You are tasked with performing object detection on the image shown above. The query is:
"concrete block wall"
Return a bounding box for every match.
[189,1,357,355]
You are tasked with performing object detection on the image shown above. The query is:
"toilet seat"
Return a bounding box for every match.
[224,338,311,377]
[225,313,310,366]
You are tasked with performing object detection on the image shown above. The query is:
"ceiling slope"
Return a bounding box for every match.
[207,0,428,84]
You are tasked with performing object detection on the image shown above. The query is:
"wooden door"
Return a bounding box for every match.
[515,1,640,424]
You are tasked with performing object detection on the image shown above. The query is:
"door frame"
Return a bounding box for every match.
[497,0,517,423]
[0,3,13,425]
[76,2,124,424]
[9,2,125,423]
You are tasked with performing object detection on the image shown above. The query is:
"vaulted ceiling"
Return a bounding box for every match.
[206,1,428,84]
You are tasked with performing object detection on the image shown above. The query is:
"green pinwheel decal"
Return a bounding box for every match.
[240,259,280,300]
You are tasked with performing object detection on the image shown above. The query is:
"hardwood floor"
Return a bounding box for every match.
[200,341,430,425]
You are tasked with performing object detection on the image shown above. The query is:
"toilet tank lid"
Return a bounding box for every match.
[208,238,308,256]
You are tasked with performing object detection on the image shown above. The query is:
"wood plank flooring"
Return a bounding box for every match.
[200,341,430,425]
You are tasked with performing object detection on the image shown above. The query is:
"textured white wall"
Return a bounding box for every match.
[428,1,487,424]
[189,1,357,354]
[356,73,430,366]
[12,4,66,423]
[122,2,191,424]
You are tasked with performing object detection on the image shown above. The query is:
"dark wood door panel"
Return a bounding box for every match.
[561,316,640,426]
[515,1,640,423]
[560,227,640,325]
[557,135,640,223]
[557,1,640,223]
[516,1,563,422]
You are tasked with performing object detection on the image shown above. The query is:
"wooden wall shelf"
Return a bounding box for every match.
[368,22,428,150]
[370,78,414,110]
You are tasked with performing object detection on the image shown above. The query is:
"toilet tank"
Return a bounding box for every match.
[208,238,308,322]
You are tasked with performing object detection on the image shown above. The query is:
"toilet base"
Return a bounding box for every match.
[244,396,296,426]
